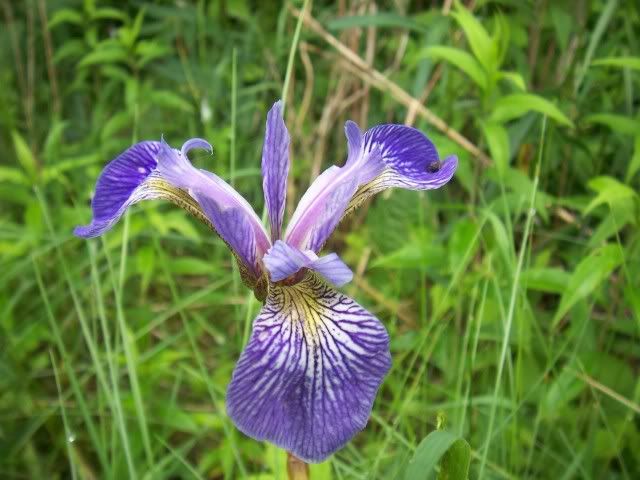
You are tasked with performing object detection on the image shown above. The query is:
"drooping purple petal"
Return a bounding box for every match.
[154,140,270,275]
[362,124,458,190]
[74,138,270,279]
[284,122,457,252]
[263,240,353,287]
[74,141,161,238]
[262,100,290,242]
[227,273,390,463]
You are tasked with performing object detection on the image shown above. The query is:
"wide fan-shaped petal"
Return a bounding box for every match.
[227,273,390,462]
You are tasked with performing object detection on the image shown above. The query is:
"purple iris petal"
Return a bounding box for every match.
[308,253,353,287]
[226,273,390,463]
[363,124,458,189]
[285,122,457,252]
[263,240,353,287]
[74,137,270,278]
[74,141,161,238]
[155,140,270,274]
[285,123,384,251]
[262,100,290,242]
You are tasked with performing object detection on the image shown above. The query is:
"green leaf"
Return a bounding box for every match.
[592,56,640,70]
[584,176,637,214]
[0,167,28,185]
[421,46,487,90]
[11,130,38,181]
[521,267,571,294]
[91,7,128,22]
[497,71,526,91]
[480,121,510,176]
[48,8,84,29]
[584,113,640,136]
[451,3,495,73]
[490,94,574,128]
[552,244,624,327]
[404,430,470,480]
[79,46,129,67]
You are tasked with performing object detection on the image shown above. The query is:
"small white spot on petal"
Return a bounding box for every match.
[137,167,147,174]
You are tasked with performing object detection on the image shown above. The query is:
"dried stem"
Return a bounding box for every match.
[287,452,309,480]
[290,5,491,167]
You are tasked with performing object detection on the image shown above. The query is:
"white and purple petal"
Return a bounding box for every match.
[284,123,384,251]
[74,138,270,279]
[227,273,390,463]
[284,122,457,252]
[263,240,353,287]
[261,100,291,242]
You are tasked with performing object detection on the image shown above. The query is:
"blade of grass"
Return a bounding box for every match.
[478,117,546,477]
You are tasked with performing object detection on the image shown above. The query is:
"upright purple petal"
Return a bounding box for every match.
[284,122,457,252]
[262,101,290,242]
[263,240,353,287]
[227,273,390,462]
[284,123,384,252]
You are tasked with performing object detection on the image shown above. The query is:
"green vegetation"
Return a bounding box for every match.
[1,0,638,478]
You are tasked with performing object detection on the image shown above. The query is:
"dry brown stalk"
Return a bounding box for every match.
[290,6,492,167]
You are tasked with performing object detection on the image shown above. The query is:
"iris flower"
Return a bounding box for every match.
[75,100,457,462]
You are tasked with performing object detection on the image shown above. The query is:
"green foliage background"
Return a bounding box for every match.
[1,0,639,478]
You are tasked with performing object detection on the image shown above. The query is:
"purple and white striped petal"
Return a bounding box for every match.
[227,273,390,463]
[284,122,457,252]
[262,100,290,241]
[74,138,270,279]
[263,240,353,287]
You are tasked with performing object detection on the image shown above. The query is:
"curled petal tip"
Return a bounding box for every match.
[181,137,213,157]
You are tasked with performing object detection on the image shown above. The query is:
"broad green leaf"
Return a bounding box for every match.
[592,56,640,70]
[552,244,624,327]
[11,130,37,181]
[480,121,510,176]
[91,7,128,22]
[79,46,129,67]
[584,113,640,136]
[584,176,637,214]
[438,436,471,480]
[490,94,574,128]
[451,3,495,73]
[421,46,487,90]
[497,71,526,91]
[0,167,28,185]
[404,430,470,480]
[135,41,171,67]
[48,8,84,29]
[521,267,571,294]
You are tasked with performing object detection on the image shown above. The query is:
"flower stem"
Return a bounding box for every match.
[287,452,309,480]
